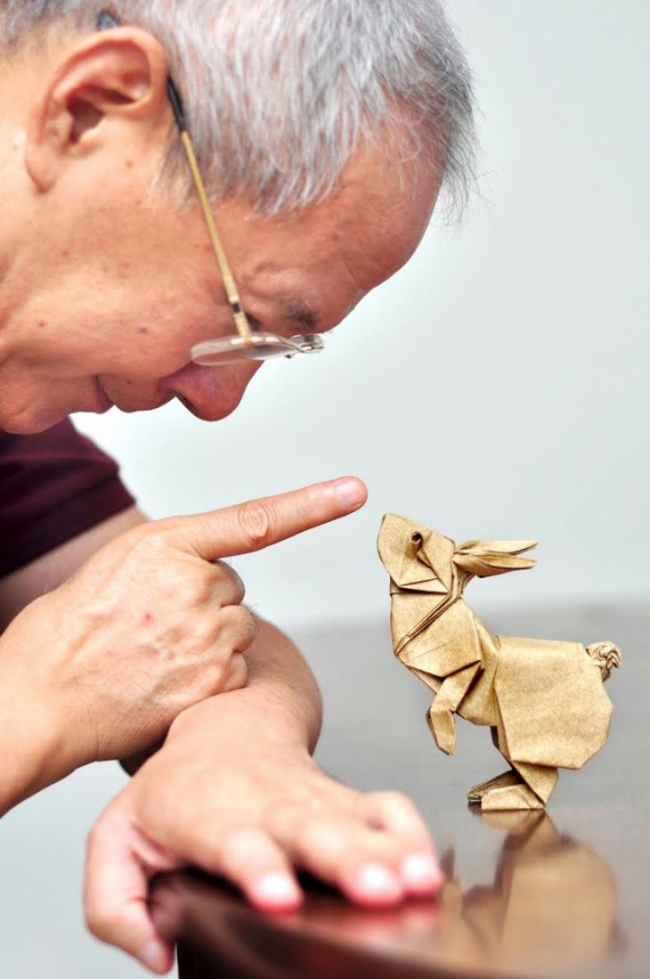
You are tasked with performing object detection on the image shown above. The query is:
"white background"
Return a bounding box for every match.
[2,2,648,976]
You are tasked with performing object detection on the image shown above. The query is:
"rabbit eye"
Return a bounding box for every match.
[410,532,424,555]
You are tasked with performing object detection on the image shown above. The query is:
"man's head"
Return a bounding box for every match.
[0,0,474,433]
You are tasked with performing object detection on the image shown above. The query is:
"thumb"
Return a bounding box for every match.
[85,809,176,974]
[167,477,367,561]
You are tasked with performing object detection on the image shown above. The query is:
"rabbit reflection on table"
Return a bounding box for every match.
[435,810,623,974]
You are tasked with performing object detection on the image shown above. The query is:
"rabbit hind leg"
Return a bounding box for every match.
[480,781,545,811]
[468,769,521,804]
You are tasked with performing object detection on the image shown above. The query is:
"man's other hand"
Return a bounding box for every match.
[85,693,443,974]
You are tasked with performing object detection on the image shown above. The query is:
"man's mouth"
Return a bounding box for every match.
[94,378,114,414]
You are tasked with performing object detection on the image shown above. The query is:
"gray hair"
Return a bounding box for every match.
[1,1,475,216]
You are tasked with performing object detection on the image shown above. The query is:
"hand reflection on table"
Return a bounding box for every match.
[289,810,622,976]
[157,810,622,979]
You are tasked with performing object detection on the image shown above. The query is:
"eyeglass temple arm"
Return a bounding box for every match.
[170,94,323,357]
[166,80,252,340]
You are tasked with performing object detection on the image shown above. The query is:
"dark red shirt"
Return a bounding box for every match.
[0,419,135,577]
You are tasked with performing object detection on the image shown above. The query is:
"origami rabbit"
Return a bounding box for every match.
[378,514,621,810]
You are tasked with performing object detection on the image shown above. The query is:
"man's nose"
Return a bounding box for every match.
[163,360,262,422]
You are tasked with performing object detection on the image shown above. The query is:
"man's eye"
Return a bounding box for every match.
[246,313,263,330]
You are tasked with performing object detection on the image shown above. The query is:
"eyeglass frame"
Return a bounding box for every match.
[97,10,325,365]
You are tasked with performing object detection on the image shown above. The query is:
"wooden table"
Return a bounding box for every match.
[152,603,649,979]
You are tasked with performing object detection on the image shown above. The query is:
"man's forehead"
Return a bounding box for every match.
[241,160,437,326]
[334,189,436,293]
[321,138,440,287]
[227,113,440,318]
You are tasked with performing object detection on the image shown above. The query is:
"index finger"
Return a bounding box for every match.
[169,477,368,561]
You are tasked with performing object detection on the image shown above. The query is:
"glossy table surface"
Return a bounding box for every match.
[153,602,649,979]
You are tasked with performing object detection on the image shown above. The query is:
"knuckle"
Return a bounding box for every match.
[237,501,274,551]
[239,608,258,645]
[139,519,194,559]
[222,653,249,692]
[196,838,227,874]
[222,827,261,867]
[189,620,219,655]
[374,790,415,812]
[266,800,304,835]
[190,615,223,660]
[86,820,103,852]
[222,605,257,649]
[176,570,213,608]
[139,520,177,550]
[85,810,116,856]
[199,657,245,698]
[214,560,246,605]
[129,527,185,571]
[299,818,341,856]
[85,901,119,941]
[199,819,253,873]
[85,818,112,856]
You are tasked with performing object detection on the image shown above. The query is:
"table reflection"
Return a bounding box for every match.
[285,810,622,976]
[433,810,622,974]
[162,810,622,979]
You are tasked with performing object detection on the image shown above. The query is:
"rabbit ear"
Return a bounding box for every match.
[455,539,537,577]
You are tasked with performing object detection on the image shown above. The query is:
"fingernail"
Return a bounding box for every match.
[255,872,301,906]
[139,940,169,973]
[335,478,365,509]
[357,863,402,897]
[401,854,444,892]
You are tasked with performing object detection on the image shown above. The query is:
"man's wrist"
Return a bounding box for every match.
[166,617,323,758]
[167,685,313,757]
[0,678,67,815]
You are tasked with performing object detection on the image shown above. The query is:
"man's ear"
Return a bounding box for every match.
[25,28,169,191]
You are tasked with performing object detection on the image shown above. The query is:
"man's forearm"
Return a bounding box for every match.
[169,616,323,755]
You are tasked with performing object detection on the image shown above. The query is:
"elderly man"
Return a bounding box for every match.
[0,0,474,973]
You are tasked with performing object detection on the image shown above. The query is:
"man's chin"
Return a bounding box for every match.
[0,410,70,435]
[1,387,114,435]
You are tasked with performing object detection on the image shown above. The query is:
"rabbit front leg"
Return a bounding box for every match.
[426,663,480,755]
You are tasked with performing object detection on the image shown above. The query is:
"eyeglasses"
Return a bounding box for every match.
[97,11,325,366]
